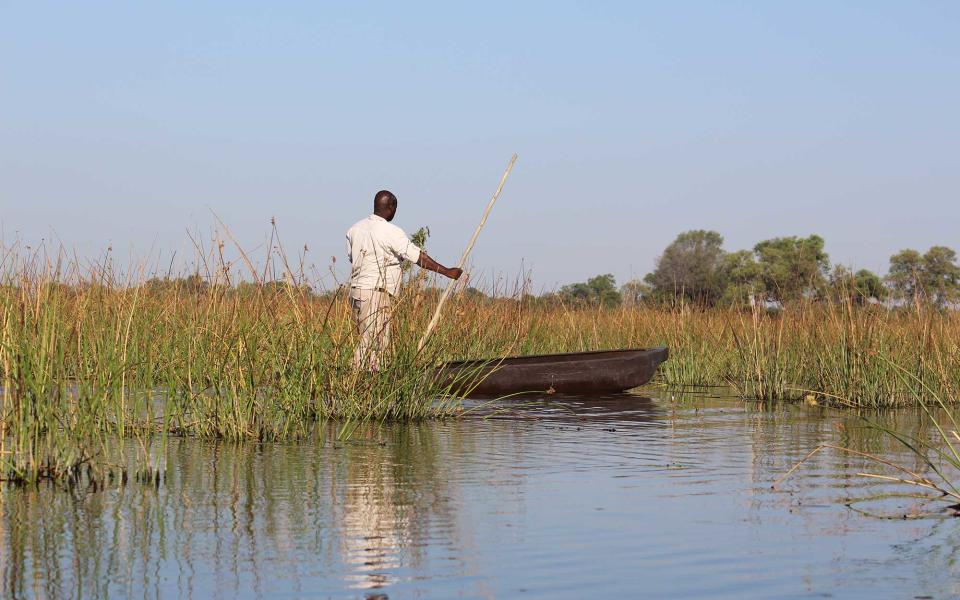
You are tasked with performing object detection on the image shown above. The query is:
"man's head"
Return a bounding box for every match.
[373,190,398,221]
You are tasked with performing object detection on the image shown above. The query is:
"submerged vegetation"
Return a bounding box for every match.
[775,358,960,515]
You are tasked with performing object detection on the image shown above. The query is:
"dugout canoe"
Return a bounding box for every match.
[441,347,668,397]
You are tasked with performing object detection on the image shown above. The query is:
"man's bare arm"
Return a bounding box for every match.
[417,252,463,280]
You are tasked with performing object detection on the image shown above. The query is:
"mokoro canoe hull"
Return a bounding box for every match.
[441,347,668,397]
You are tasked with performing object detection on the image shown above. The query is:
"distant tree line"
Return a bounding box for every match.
[142,275,317,297]
[556,230,960,309]
[124,230,959,311]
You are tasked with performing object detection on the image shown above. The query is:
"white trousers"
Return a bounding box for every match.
[349,288,392,371]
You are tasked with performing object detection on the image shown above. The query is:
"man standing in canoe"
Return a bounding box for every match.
[346,190,462,371]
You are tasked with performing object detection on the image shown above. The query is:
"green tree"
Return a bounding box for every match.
[719,250,761,306]
[921,246,960,308]
[830,266,887,304]
[560,273,622,307]
[753,235,829,303]
[644,230,727,305]
[854,269,887,303]
[620,279,651,306]
[886,249,924,304]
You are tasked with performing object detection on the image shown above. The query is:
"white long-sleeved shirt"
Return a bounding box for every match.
[345,214,422,295]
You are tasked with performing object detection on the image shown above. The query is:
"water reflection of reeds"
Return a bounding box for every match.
[2,394,960,597]
[0,422,481,598]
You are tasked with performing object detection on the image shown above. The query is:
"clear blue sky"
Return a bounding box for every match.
[3,1,958,290]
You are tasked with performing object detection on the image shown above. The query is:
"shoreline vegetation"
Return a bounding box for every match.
[2,228,959,484]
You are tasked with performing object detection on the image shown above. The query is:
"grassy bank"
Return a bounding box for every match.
[2,243,960,482]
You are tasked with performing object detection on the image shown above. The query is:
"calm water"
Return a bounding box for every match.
[2,390,959,599]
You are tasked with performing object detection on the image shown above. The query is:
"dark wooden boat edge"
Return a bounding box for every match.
[440,347,669,397]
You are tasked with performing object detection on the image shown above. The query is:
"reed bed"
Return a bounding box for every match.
[516,300,960,408]
[0,242,520,483]
[2,240,960,483]
[774,355,960,515]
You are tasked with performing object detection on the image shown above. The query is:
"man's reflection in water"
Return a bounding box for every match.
[336,425,450,592]
[340,470,409,590]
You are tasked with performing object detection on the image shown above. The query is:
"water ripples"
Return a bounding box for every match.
[2,389,959,598]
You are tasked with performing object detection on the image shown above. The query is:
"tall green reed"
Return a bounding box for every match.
[4,231,960,484]
[0,238,521,483]
[774,353,960,513]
